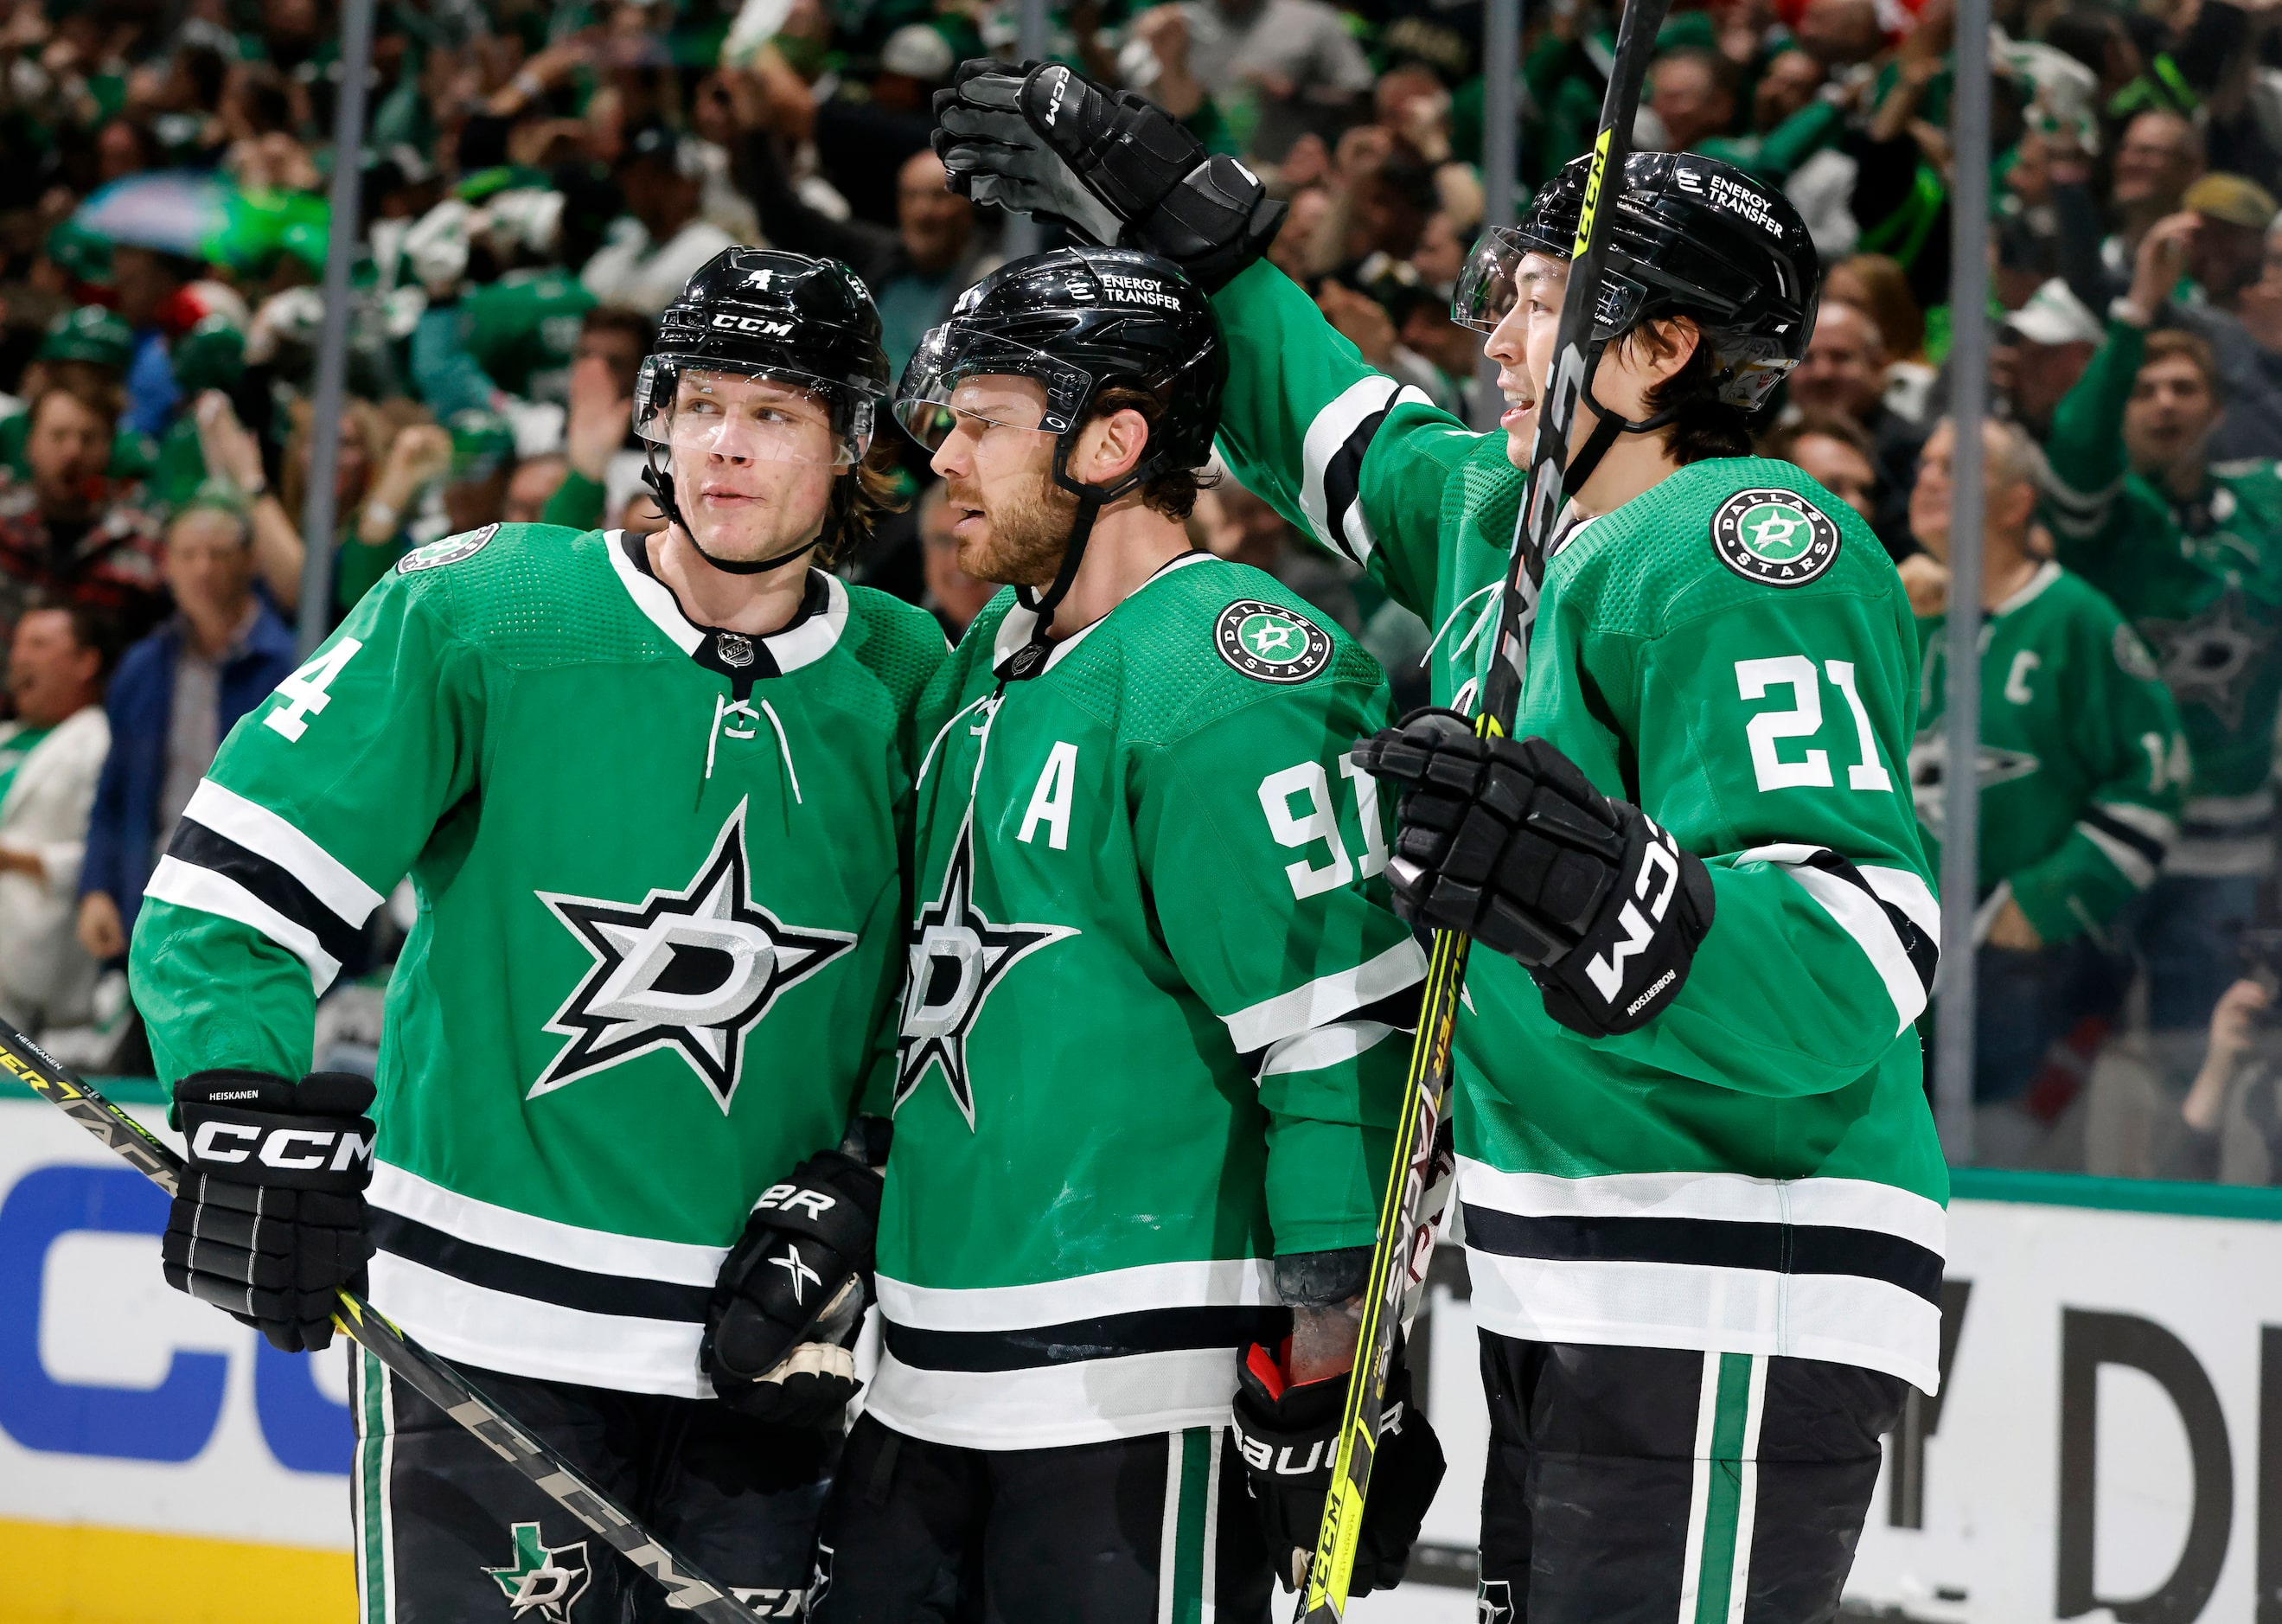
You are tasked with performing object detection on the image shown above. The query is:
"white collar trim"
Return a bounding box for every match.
[604,529,849,672]
[990,550,1216,675]
[1992,559,2061,618]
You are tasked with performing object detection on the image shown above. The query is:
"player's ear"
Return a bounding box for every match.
[1079,406,1150,488]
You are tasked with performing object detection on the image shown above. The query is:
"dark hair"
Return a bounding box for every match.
[1088,384,1214,521]
[30,376,123,433]
[1630,321,1753,464]
[822,441,909,564]
[1655,47,1742,104]
[582,305,657,353]
[1758,410,1875,463]
[2141,329,2221,400]
[18,591,123,678]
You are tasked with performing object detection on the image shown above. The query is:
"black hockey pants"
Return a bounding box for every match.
[809,1410,1275,1623]
[348,1345,833,1622]
[1476,1333,1907,1624]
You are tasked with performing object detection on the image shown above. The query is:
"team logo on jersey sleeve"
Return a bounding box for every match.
[1710,490,1839,587]
[894,811,1077,1129]
[397,523,499,574]
[483,1523,589,1622]
[1216,598,1332,683]
[531,800,854,1112]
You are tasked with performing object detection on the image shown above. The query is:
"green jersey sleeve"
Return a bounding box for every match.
[1211,259,1488,621]
[130,538,498,1084]
[2042,316,2153,567]
[1134,686,1426,1258]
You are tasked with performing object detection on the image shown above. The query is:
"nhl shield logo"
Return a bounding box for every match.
[1216,599,1332,684]
[1710,490,1839,588]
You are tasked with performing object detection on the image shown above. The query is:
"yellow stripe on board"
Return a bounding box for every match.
[0,1519,351,1624]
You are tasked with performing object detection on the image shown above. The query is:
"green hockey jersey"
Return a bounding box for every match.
[463,268,595,402]
[1911,561,2187,943]
[867,553,1425,1449]
[1212,261,1947,1393]
[129,523,946,1397]
[2043,315,2282,878]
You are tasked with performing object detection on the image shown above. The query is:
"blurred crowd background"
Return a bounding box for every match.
[3,0,2282,1181]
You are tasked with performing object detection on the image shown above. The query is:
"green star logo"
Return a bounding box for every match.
[1214,598,1332,683]
[1710,489,1840,587]
[482,1523,590,1622]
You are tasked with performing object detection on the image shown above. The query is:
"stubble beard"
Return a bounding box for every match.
[957,464,1078,589]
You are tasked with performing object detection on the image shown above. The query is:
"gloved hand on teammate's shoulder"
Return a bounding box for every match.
[1352,708,1716,1039]
[1230,1339,1445,1596]
[163,1069,378,1353]
[701,1142,885,1428]
[930,58,1284,293]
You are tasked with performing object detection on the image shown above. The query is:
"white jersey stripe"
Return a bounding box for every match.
[1221,937,1427,1054]
[1462,1250,1941,1395]
[864,1346,1241,1450]
[1257,1019,1397,1081]
[1298,376,1402,561]
[365,1251,710,1397]
[1454,1158,1947,1252]
[185,777,385,926]
[144,854,342,992]
[1735,846,1927,1031]
[875,1256,1277,1333]
[2077,819,2159,889]
[368,1161,726,1285]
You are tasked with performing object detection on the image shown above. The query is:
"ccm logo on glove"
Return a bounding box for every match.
[189,1118,374,1173]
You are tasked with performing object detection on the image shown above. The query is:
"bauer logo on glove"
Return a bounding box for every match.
[1352,708,1716,1039]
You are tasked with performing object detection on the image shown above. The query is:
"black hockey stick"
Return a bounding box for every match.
[1295,1,1672,1615]
[0,1020,756,1624]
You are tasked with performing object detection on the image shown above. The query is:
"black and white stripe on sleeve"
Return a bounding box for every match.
[1735,844,1940,1031]
[143,779,386,993]
[1300,376,1435,568]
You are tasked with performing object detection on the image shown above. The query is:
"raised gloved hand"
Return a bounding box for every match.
[162,1069,377,1353]
[1352,709,1716,1038]
[1230,1344,1445,1596]
[701,1148,884,1427]
[930,59,1284,292]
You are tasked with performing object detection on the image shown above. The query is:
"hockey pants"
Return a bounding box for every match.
[348,1344,833,1622]
[1475,1333,1907,1624]
[809,1410,1275,1622]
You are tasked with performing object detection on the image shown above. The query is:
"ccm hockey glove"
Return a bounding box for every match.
[701,1148,883,1427]
[1353,709,1716,1039]
[1231,1344,1445,1595]
[163,1070,377,1353]
[931,59,1284,292]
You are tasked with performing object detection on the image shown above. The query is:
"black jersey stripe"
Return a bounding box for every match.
[1319,400,1397,566]
[882,1304,1290,1373]
[1458,1205,1945,1303]
[2081,804,2170,870]
[368,1210,713,1321]
[168,819,367,973]
[1792,847,1938,997]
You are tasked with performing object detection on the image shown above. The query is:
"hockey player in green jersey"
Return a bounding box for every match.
[2043,212,2282,1044]
[935,63,1944,1622]
[1906,414,2187,1135]
[130,247,948,1621]
[809,246,1445,1621]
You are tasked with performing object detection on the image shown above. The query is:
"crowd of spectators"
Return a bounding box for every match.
[7,0,2282,1178]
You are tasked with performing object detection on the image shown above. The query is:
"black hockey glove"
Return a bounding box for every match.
[1353,709,1716,1039]
[162,1069,377,1354]
[1230,1344,1445,1596]
[931,59,1284,292]
[701,1149,884,1427]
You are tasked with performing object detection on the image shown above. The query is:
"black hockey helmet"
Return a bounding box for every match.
[893,246,1225,673]
[636,246,890,574]
[894,245,1225,488]
[1454,150,1820,414]
[637,246,891,464]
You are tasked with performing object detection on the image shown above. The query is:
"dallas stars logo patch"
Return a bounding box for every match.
[533,800,854,1112]
[483,1523,589,1622]
[894,812,1076,1128]
[1710,489,1839,587]
[1215,598,1332,684]
[397,523,498,574]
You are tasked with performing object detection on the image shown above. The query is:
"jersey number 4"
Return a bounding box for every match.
[265,639,364,743]
[1735,655,1894,796]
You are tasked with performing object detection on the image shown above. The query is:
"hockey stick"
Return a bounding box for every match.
[0,1020,756,1624]
[1295,0,1672,1615]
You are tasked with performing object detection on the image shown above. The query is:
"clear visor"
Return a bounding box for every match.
[632,356,874,467]
[1452,225,1534,334]
[892,323,1096,452]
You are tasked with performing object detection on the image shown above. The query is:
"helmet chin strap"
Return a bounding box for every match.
[642,452,828,578]
[1557,385,1683,500]
[994,444,1146,684]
